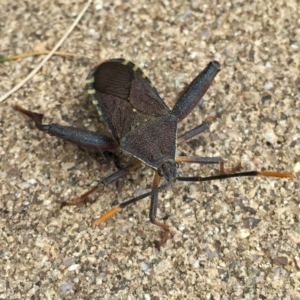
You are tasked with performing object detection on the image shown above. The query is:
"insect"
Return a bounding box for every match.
[14,58,293,249]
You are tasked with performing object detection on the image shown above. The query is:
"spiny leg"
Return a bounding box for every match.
[61,159,142,207]
[149,171,170,250]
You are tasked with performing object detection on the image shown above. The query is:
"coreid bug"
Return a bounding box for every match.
[14,59,293,249]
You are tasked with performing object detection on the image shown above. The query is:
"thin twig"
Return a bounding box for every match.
[0,51,91,63]
[0,0,93,103]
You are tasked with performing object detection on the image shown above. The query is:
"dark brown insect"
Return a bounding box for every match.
[14,59,293,249]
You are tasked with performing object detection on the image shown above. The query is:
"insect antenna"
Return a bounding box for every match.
[93,181,173,226]
[177,171,293,182]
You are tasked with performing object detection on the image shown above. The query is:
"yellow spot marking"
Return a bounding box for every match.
[122,59,129,65]
[92,100,98,105]
[132,65,139,71]
[86,77,94,84]
[98,111,102,116]
[88,89,96,94]
[142,73,147,78]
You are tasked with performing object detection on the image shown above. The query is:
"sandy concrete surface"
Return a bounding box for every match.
[1,0,299,299]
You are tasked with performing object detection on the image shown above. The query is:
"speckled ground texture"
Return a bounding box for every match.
[1,0,299,299]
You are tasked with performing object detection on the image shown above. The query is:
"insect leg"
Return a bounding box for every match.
[149,171,170,250]
[103,151,122,170]
[175,156,241,175]
[93,175,172,250]
[14,105,118,151]
[177,115,219,144]
[176,155,223,165]
[172,61,220,121]
[176,112,242,175]
[61,159,142,207]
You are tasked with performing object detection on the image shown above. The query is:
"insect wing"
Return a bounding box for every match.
[87,59,170,142]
